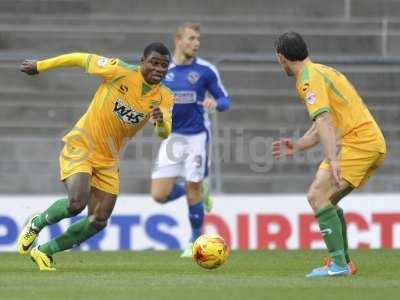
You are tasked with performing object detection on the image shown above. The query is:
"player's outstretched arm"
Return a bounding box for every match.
[272,138,296,160]
[295,122,320,150]
[272,123,319,160]
[24,53,90,74]
[204,65,231,112]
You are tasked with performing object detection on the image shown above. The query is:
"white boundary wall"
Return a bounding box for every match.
[0,194,399,251]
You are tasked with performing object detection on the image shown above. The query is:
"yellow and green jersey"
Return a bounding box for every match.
[296,61,386,153]
[37,53,174,164]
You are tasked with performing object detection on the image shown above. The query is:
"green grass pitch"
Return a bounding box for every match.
[0,250,399,300]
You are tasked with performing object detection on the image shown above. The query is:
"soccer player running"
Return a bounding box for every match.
[272,32,386,277]
[150,23,231,257]
[17,43,174,271]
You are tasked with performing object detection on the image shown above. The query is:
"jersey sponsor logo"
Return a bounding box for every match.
[97,57,109,68]
[113,100,146,126]
[174,91,197,104]
[165,72,175,82]
[306,91,316,105]
[187,71,200,84]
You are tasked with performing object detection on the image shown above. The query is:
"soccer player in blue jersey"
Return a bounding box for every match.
[150,23,231,257]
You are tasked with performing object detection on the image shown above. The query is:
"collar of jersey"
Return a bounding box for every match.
[296,60,312,86]
[171,57,197,68]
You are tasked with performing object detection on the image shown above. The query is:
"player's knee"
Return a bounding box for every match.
[187,191,202,204]
[186,183,201,200]
[151,190,168,204]
[68,189,90,216]
[91,215,109,231]
[307,188,320,212]
[92,219,107,231]
[188,191,202,203]
[68,198,87,216]
[307,188,330,212]
[187,194,200,204]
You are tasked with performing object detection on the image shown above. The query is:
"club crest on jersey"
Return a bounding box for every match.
[97,57,109,68]
[306,92,316,105]
[113,100,145,126]
[165,72,175,82]
[187,71,200,84]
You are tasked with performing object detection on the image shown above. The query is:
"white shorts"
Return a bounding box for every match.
[151,132,209,182]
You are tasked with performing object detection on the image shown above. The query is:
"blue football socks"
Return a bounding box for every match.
[166,183,186,202]
[189,201,204,242]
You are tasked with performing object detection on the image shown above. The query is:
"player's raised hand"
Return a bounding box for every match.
[150,105,163,124]
[272,138,296,160]
[329,159,342,188]
[20,60,39,75]
[198,97,217,111]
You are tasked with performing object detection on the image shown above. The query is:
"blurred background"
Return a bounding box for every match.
[0,0,399,194]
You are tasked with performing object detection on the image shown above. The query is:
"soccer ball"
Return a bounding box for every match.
[192,233,229,269]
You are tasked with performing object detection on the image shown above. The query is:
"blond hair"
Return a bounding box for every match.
[175,22,201,38]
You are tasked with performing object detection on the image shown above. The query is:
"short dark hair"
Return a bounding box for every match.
[143,42,171,59]
[274,32,309,61]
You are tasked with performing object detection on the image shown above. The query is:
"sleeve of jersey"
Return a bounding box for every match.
[300,71,330,121]
[206,67,231,112]
[36,53,121,80]
[36,53,88,72]
[155,93,174,139]
[85,54,121,80]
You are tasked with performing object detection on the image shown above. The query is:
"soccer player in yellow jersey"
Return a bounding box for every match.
[16,43,174,271]
[272,32,386,277]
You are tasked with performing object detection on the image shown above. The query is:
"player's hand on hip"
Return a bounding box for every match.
[272,138,296,160]
[329,159,342,188]
[199,98,217,111]
[150,106,163,123]
[20,60,39,75]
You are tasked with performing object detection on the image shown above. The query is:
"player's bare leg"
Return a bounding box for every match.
[151,177,184,204]
[30,173,116,271]
[87,187,117,232]
[29,173,92,270]
[18,173,91,256]
[180,181,204,257]
[306,168,353,277]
